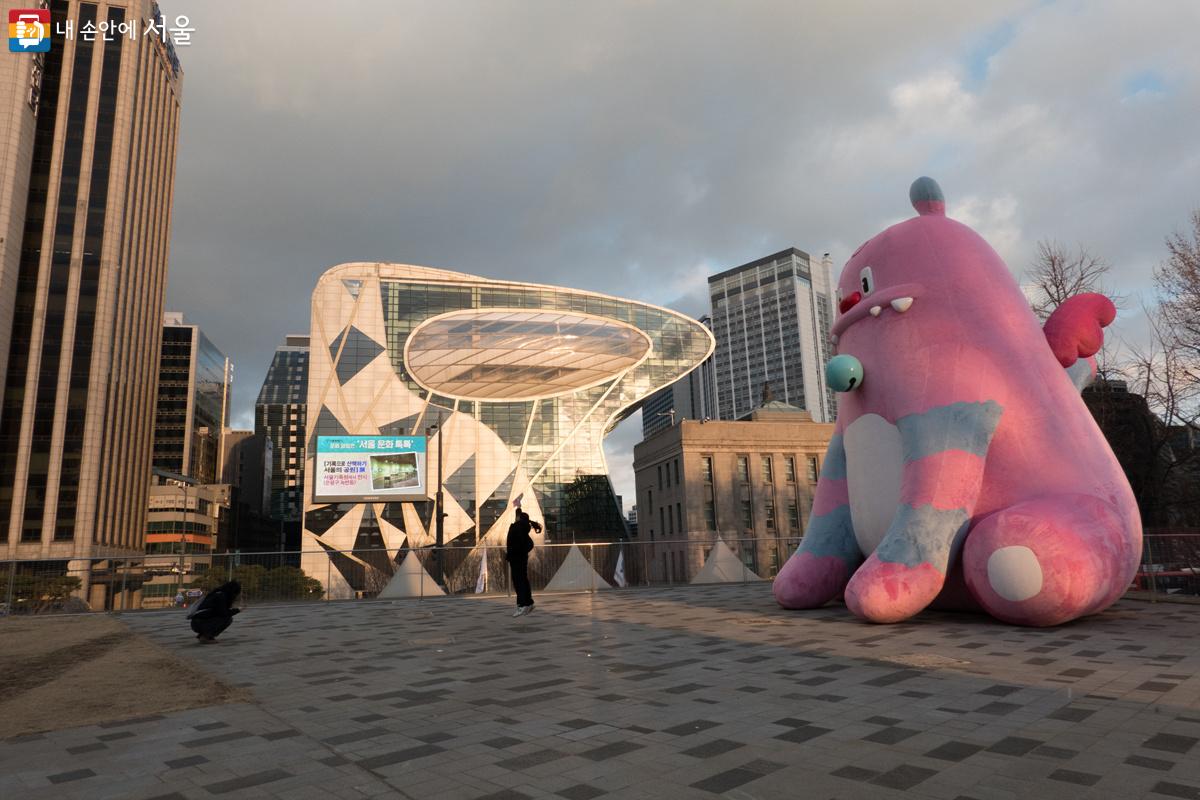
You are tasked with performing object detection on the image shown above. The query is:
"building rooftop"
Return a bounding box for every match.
[707,247,812,285]
[3,585,1200,799]
[737,399,813,422]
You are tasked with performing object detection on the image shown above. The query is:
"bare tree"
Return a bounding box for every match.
[1116,306,1200,526]
[1025,240,1120,319]
[1156,209,1200,364]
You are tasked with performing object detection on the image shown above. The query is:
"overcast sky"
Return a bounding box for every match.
[165,0,1200,506]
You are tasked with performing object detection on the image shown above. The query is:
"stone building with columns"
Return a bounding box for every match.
[633,396,834,583]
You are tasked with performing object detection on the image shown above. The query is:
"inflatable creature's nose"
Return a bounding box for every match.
[839,291,862,314]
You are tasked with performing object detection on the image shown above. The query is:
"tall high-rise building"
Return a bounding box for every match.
[642,316,717,439]
[708,249,836,423]
[152,312,232,484]
[0,1,183,566]
[255,334,308,526]
[221,429,271,518]
[220,427,282,553]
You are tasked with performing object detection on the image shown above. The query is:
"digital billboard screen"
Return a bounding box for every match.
[313,435,428,503]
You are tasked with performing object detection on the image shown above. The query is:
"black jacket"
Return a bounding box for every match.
[188,581,241,620]
[506,519,534,562]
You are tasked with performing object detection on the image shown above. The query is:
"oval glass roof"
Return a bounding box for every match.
[404,309,652,401]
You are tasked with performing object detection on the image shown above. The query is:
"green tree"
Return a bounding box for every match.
[10,574,82,614]
[264,566,325,601]
[190,564,325,602]
[563,474,627,542]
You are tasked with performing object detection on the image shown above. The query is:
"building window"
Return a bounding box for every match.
[660,507,666,538]
[741,547,757,574]
[787,499,800,532]
[701,456,713,484]
[765,497,776,530]
[741,499,752,530]
[785,456,796,483]
[658,465,663,490]
[667,506,673,536]
[807,456,819,482]
[704,498,716,530]
[761,456,773,483]
[674,459,680,485]
[736,456,749,483]
[676,502,683,533]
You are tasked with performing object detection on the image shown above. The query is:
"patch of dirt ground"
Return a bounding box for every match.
[0,614,248,739]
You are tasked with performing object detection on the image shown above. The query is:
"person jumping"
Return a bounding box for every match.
[505,510,541,617]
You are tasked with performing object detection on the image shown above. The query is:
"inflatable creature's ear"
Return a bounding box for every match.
[910,176,945,217]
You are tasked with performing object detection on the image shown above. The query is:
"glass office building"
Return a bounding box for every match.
[255,335,309,526]
[152,313,232,484]
[302,263,714,597]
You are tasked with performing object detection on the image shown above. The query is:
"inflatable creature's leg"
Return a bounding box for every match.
[774,433,862,609]
[962,494,1137,627]
[845,401,1002,624]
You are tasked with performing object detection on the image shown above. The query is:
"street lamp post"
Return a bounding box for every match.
[174,480,189,605]
[426,420,446,587]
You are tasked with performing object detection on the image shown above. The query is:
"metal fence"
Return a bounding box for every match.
[2,531,1197,616]
[1138,530,1200,598]
[0,537,798,615]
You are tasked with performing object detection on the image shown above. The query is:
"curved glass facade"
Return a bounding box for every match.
[405,309,652,401]
[302,263,713,597]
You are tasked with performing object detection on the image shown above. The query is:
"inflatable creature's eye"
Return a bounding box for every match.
[835,287,843,305]
[859,266,875,295]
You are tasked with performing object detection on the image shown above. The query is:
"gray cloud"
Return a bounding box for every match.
[165,0,1200,496]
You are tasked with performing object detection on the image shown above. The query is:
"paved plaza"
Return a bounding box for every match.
[3,584,1200,799]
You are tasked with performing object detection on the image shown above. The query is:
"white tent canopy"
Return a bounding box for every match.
[544,545,612,591]
[691,539,763,584]
[379,552,446,598]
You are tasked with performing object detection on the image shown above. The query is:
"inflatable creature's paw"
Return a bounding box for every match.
[963,495,1131,626]
[843,555,946,624]
[773,552,852,609]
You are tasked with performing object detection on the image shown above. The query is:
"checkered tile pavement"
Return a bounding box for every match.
[3,585,1200,799]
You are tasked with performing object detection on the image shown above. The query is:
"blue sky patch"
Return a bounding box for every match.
[1124,70,1168,100]
[963,19,1017,90]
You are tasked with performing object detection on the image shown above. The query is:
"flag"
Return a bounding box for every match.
[475,552,488,594]
[614,549,627,588]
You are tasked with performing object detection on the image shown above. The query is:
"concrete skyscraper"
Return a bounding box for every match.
[255,335,309,536]
[708,249,837,423]
[0,1,183,569]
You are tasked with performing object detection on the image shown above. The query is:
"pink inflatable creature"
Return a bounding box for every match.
[773,177,1141,627]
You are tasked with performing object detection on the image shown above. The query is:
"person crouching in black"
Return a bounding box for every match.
[505,511,541,617]
[188,581,241,643]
